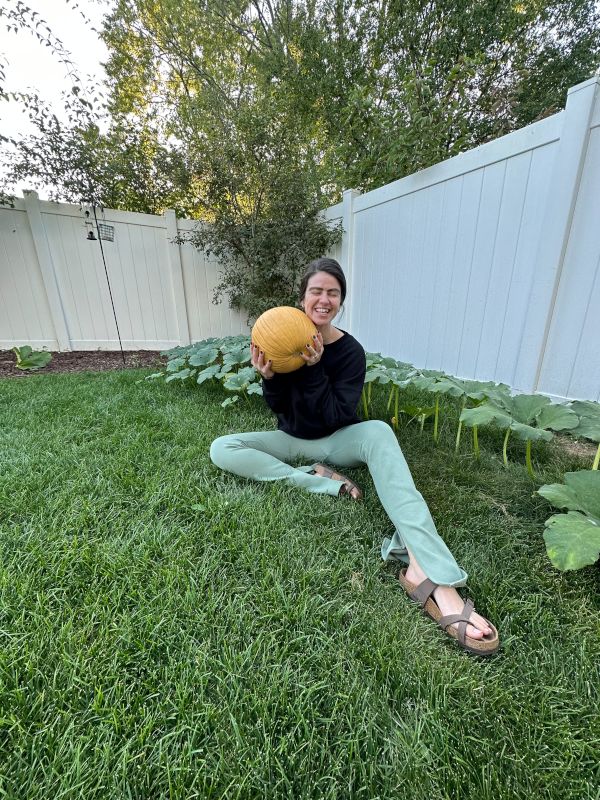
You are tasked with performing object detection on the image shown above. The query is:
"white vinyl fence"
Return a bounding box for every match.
[0,199,248,352]
[1,77,599,401]
[324,77,600,403]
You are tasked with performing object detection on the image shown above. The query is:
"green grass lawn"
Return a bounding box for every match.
[0,368,598,799]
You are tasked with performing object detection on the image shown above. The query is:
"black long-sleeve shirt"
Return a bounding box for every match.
[261,331,366,439]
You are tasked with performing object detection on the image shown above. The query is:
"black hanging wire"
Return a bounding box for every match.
[92,204,126,366]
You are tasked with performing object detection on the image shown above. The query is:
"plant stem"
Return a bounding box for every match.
[525,439,535,479]
[473,425,479,459]
[433,396,439,444]
[419,414,425,433]
[394,387,399,431]
[502,428,511,467]
[367,382,372,406]
[455,399,466,454]
[593,442,600,471]
[362,388,369,420]
[387,386,394,412]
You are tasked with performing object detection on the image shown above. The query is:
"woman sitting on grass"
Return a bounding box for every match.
[210,258,499,656]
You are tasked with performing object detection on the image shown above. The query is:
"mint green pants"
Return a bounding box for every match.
[210,420,467,587]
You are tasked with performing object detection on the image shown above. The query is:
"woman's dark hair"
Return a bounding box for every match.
[299,258,347,304]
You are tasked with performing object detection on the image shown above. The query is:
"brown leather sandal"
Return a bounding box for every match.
[311,463,363,500]
[398,569,499,656]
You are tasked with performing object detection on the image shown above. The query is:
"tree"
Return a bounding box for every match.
[99,0,600,197]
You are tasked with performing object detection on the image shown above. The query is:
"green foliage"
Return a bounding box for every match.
[568,400,600,470]
[460,393,579,476]
[100,0,600,198]
[538,471,600,571]
[146,335,262,408]
[12,345,52,371]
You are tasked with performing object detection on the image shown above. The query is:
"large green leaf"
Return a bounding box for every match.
[222,346,250,371]
[13,346,52,370]
[189,347,219,367]
[223,366,256,391]
[427,376,466,397]
[165,367,193,382]
[166,357,187,372]
[364,366,392,384]
[543,512,600,571]
[460,405,512,429]
[196,364,222,384]
[536,403,579,432]
[509,421,553,442]
[537,470,600,519]
[411,373,441,391]
[509,393,552,424]
[569,401,600,443]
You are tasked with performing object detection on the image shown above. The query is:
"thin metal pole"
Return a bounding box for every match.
[93,205,126,366]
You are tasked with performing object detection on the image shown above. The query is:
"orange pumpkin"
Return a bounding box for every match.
[251,306,317,373]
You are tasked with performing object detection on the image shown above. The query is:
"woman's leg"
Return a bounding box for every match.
[323,420,494,640]
[323,419,466,587]
[211,424,493,641]
[210,430,348,497]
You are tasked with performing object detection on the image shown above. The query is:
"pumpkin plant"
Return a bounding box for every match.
[146,335,261,398]
[411,374,510,448]
[460,394,579,476]
[568,400,600,470]
[12,345,52,371]
[537,470,600,570]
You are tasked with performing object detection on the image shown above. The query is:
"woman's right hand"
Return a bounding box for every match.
[251,343,275,380]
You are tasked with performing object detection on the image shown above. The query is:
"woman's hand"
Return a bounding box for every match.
[301,332,324,367]
[251,342,275,380]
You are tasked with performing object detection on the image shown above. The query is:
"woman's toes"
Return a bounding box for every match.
[466,624,484,639]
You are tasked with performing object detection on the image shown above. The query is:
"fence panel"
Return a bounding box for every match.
[177,220,249,342]
[332,78,600,400]
[349,128,560,393]
[537,120,600,402]
[0,205,58,349]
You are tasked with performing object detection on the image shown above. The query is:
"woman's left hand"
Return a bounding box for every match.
[301,332,324,367]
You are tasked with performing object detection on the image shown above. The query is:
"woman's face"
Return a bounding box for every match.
[301,271,342,328]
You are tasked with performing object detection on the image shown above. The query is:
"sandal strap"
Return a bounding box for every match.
[438,598,475,645]
[409,578,438,606]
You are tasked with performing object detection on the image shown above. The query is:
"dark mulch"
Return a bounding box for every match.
[0,350,166,379]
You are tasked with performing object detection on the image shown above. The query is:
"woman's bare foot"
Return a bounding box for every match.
[404,563,492,641]
[311,463,363,500]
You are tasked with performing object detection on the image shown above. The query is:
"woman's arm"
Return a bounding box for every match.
[251,342,290,414]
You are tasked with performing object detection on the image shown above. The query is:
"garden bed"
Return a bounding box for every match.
[0,349,165,378]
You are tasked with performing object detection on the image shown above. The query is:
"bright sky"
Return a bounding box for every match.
[0,0,113,196]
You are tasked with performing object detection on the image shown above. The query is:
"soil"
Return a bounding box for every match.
[0,349,166,378]
[553,432,598,461]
